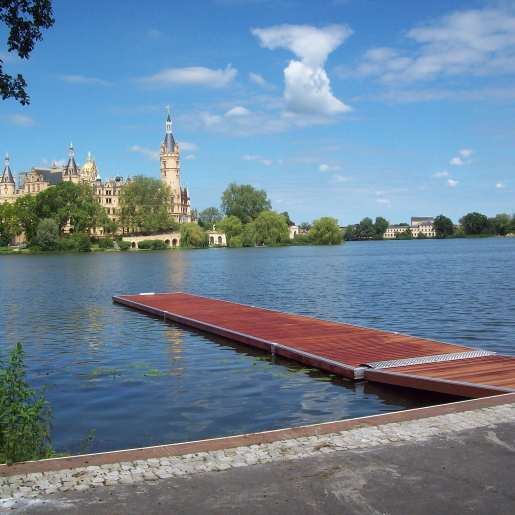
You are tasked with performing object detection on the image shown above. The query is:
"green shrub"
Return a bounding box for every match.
[0,343,55,465]
[137,239,168,250]
[417,232,428,239]
[118,241,132,251]
[98,236,115,249]
[137,240,153,249]
[73,233,92,252]
[150,239,167,250]
[291,234,311,246]
[58,236,77,252]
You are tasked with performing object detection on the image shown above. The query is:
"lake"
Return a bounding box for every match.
[1,238,514,454]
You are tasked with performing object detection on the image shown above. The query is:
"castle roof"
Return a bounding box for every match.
[64,143,78,176]
[1,155,14,184]
[164,113,176,152]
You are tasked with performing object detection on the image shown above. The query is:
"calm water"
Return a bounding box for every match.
[1,238,514,454]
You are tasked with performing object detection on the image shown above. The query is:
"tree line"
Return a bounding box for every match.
[197,182,344,247]
[343,212,515,241]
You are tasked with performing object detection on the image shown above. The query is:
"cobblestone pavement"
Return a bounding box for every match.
[1,402,514,501]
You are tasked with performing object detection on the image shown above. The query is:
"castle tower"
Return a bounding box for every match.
[160,113,181,193]
[1,154,15,196]
[63,143,79,182]
[159,112,190,222]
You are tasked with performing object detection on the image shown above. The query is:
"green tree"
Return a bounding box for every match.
[459,212,489,235]
[11,194,38,241]
[489,213,511,236]
[218,216,244,241]
[374,217,389,239]
[32,181,100,233]
[280,211,294,227]
[179,223,209,248]
[0,201,15,245]
[309,217,344,245]
[344,225,356,241]
[220,183,271,224]
[1,1,55,105]
[197,207,222,229]
[298,222,311,231]
[34,218,59,251]
[252,210,289,245]
[0,342,54,464]
[118,175,174,234]
[433,215,455,238]
[358,217,375,239]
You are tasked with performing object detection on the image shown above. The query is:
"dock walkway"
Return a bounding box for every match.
[113,293,515,398]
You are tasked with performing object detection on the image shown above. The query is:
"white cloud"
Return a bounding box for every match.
[137,65,237,88]
[318,163,340,172]
[450,149,476,165]
[202,113,222,126]
[185,155,196,160]
[376,198,389,203]
[126,145,159,161]
[252,24,353,115]
[1,114,36,126]
[432,171,449,177]
[60,75,110,85]
[148,29,162,38]
[351,7,515,84]
[225,106,251,116]
[242,154,273,166]
[495,183,506,188]
[374,190,386,195]
[332,174,350,182]
[250,73,267,86]
[180,142,199,151]
[448,179,460,187]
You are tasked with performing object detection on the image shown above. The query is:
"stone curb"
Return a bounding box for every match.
[1,396,514,500]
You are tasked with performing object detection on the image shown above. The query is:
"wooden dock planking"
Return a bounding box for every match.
[113,293,515,397]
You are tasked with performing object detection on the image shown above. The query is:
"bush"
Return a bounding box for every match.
[73,233,92,252]
[291,234,311,246]
[118,241,132,251]
[137,240,153,249]
[98,236,115,249]
[138,239,168,250]
[417,232,428,239]
[58,236,77,252]
[18,242,27,249]
[0,343,54,465]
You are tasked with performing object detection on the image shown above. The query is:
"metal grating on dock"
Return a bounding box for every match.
[113,293,515,398]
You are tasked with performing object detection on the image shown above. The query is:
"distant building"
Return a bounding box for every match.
[384,216,436,238]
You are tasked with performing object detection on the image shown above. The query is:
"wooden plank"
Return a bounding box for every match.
[113,293,515,397]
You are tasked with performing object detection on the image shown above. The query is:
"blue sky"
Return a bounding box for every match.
[1,0,514,225]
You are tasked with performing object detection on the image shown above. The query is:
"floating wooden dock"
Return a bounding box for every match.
[113,293,515,398]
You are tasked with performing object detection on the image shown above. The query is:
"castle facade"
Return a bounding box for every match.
[0,114,191,237]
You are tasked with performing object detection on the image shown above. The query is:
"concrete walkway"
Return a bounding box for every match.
[2,395,515,514]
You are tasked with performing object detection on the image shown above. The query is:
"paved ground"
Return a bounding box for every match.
[1,403,514,514]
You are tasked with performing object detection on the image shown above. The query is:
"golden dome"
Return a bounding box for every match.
[81,152,96,174]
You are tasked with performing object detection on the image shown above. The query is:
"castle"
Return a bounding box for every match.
[0,114,191,237]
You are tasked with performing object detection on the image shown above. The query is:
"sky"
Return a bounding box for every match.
[1,0,514,226]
